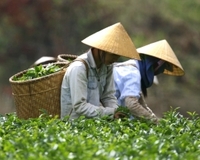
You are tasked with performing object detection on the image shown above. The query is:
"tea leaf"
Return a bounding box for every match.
[13,64,62,81]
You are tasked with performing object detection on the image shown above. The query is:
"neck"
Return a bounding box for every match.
[92,48,102,69]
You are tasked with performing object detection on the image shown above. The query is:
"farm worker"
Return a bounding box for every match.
[60,22,141,120]
[113,39,185,123]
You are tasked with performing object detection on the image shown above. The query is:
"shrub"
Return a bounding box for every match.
[0,108,199,160]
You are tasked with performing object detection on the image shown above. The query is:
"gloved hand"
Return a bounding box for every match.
[125,96,160,124]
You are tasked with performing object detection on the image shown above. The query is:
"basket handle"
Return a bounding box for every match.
[62,58,89,77]
[74,58,89,78]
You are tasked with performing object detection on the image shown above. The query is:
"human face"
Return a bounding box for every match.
[103,52,120,65]
[153,60,165,75]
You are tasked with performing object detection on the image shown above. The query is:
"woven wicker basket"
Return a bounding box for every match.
[57,54,78,62]
[9,62,69,119]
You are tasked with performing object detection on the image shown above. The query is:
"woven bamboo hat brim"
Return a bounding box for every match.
[81,22,140,60]
[137,39,184,76]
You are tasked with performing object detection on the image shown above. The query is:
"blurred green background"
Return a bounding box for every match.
[0,0,199,117]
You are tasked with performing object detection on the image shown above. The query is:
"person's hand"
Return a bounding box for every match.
[114,111,127,119]
[151,116,161,125]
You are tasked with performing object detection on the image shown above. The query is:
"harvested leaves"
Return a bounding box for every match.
[13,63,62,81]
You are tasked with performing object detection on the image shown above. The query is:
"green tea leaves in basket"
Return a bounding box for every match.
[13,63,62,81]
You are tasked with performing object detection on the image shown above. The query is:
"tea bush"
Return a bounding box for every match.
[0,108,199,160]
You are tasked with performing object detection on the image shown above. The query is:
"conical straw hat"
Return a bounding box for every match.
[31,56,57,67]
[81,22,140,60]
[137,39,184,76]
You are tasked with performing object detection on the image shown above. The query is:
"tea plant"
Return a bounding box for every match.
[0,108,199,160]
[115,106,132,117]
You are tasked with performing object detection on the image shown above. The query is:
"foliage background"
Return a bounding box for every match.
[0,0,199,117]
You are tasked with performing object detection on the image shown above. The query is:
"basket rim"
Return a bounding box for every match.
[9,62,68,84]
[57,53,78,57]
[57,54,78,59]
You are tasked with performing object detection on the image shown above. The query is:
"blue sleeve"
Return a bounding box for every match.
[113,65,141,106]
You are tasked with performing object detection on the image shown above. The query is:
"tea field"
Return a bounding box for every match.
[0,109,199,160]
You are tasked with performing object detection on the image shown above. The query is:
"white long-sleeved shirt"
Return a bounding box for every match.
[113,59,141,106]
[61,49,118,119]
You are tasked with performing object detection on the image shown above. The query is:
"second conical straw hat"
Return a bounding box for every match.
[81,22,140,60]
[137,39,184,76]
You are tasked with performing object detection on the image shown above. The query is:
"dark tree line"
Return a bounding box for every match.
[0,0,200,116]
